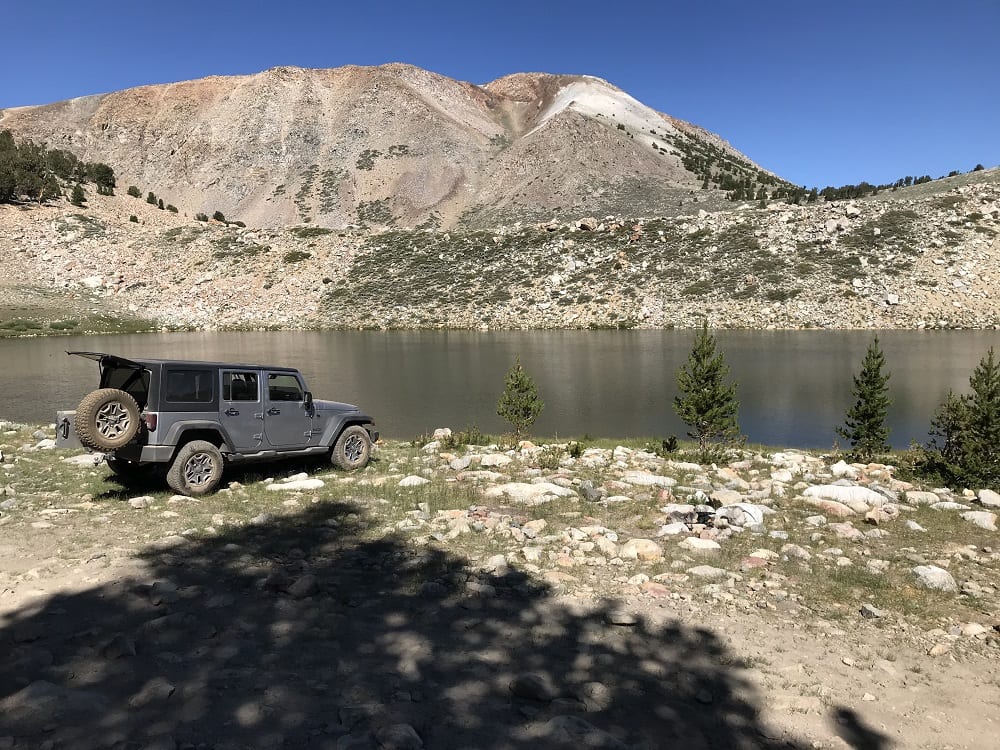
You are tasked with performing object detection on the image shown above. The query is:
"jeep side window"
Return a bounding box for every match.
[223,371,259,402]
[267,373,302,402]
[165,369,214,403]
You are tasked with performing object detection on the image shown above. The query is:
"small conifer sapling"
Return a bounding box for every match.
[837,337,891,462]
[497,357,543,440]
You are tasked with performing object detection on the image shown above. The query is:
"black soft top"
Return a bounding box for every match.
[67,351,300,373]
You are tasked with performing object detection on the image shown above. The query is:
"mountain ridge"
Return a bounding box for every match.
[0,64,783,229]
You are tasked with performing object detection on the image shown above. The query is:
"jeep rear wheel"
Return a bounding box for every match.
[76,388,141,451]
[166,440,224,496]
[331,426,371,471]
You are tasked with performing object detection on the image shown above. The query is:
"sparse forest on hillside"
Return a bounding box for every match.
[0,129,116,204]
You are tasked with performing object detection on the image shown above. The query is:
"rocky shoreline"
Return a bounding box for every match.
[1,420,998,748]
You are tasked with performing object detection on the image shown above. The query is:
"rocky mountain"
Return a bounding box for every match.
[0,64,785,229]
[1,168,997,332]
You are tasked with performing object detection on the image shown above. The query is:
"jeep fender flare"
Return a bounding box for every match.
[319,415,375,449]
[159,420,235,458]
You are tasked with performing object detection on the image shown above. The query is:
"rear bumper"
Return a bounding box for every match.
[112,444,173,463]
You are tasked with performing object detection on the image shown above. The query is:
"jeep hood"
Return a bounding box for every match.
[313,399,360,413]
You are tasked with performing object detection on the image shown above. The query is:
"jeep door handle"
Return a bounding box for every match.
[267,407,281,415]
[225,408,240,416]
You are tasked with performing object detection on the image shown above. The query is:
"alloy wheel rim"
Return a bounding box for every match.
[96,402,131,439]
[184,453,216,486]
[344,434,365,462]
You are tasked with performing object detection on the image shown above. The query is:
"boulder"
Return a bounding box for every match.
[960,511,997,531]
[622,470,676,488]
[803,484,883,510]
[977,489,1000,508]
[912,565,958,592]
[620,538,664,562]
[398,476,430,488]
[679,537,721,553]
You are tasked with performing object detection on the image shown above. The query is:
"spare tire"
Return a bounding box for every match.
[75,388,141,451]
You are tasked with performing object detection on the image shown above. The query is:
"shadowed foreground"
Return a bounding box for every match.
[1,501,805,749]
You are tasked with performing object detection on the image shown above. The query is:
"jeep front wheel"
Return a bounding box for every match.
[331,426,371,471]
[166,440,224,496]
[76,388,141,451]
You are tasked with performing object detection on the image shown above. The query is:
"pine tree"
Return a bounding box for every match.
[497,357,543,439]
[674,321,740,459]
[836,337,891,461]
[962,348,1000,486]
[70,183,86,207]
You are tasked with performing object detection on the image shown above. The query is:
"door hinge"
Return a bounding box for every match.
[253,433,263,440]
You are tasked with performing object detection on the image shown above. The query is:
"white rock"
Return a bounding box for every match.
[803,485,883,509]
[912,565,958,592]
[679,537,721,553]
[686,565,729,579]
[905,490,942,506]
[62,453,104,467]
[620,538,664,561]
[480,454,512,467]
[266,478,324,491]
[715,503,765,528]
[622,470,676,488]
[484,482,575,504]
[656,522,690,537]
[905,520,927,532]
[830,460,859,479]
[930,501,971,511]
[960,623,989,637]
[977,489,1000,508]
[432,428,453,440]
[960,511,997,531]
[667,460,703,472]
[398,476,430,488]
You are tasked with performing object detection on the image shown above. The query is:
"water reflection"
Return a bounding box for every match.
[0,330,996,447]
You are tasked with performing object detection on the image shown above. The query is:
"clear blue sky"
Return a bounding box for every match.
[2,0,997,188]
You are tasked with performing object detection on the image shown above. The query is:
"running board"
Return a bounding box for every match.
[226,446,329,462]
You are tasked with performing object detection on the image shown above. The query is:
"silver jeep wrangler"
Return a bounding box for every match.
[60,352,378,496]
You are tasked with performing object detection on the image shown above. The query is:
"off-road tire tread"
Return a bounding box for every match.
[331,425,372,471]
[75,388,141,451]
[166,440,224,497]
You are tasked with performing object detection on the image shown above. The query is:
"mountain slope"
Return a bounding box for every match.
[0,65,783,228]
[1,168,997,333]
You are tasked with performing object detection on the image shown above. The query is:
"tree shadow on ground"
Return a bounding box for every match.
[1,500,806,749]
[831,707,893,750]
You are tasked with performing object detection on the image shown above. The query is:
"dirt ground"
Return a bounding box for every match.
[1,430,998,749]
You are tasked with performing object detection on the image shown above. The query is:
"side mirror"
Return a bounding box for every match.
[303,391,313,408]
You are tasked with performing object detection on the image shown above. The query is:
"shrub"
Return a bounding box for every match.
[195,212,209,222]
[212,210,226,223]
[166,204,178,213]
[127,185,141,198]
[146,191,157,205]
[70,184,86,207]
[537,445,563,471]
[129,215,138,223]
[917,348,1000,489]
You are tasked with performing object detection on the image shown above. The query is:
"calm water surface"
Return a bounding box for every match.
[0,330,997,447]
